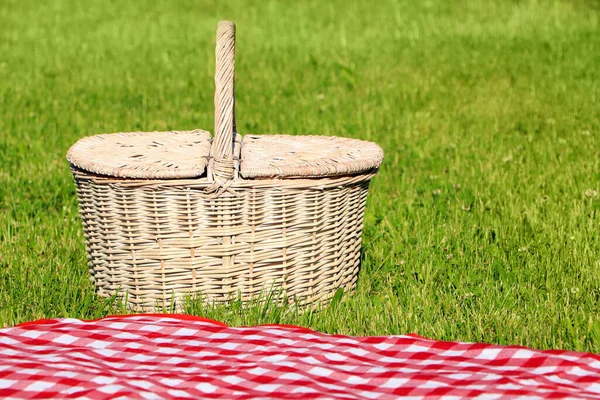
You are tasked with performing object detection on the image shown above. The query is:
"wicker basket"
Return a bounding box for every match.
[66,21,383,311]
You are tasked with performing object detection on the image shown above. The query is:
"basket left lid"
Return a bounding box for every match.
[66,130,212,179]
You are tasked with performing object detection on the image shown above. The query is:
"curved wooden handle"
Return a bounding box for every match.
[208,21,236,187]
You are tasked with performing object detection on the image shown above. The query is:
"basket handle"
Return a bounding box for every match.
[208,21,236,190]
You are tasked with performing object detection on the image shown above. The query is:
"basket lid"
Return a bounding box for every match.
[67,130,383,180]
[66,22,383,183]
[66,130,212,179]
[240,134,383,178]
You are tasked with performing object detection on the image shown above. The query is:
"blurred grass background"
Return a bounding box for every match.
[1,0,599,352]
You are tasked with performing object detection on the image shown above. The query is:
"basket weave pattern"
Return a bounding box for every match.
[68,21,382,310]
[72,171,372,308]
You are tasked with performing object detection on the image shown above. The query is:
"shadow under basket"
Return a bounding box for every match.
[66,21,383,312]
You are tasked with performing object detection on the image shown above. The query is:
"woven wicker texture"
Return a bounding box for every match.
[67,21,383,311]
[208,21,237,191]
[72,169,372,310]
[66,130,211,179]
[240,134,384,178]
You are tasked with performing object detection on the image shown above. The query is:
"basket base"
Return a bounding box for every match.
[97,280,358,314]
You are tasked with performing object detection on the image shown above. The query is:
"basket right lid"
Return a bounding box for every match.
[240,135,383,179]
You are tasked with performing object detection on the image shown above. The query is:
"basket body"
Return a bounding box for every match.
[72,168,374,310]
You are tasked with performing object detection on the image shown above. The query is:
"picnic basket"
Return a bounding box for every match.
[66,21,383,311]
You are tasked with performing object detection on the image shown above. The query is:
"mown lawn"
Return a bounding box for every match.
[1,0,599,352]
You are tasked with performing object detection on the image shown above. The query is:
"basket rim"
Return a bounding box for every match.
[70,163,379,190]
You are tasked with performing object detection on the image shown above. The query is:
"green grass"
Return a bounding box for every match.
[1,0,599,352]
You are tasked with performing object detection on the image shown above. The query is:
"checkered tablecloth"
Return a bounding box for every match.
[1,314,599,399]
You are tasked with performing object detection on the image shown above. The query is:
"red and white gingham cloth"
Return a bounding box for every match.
[1,314,599,399]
